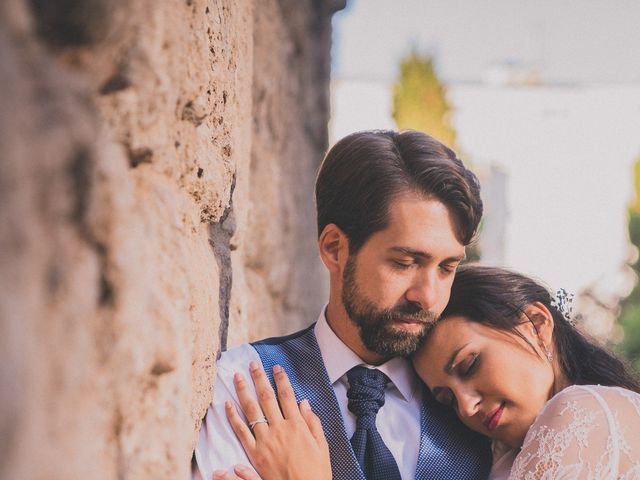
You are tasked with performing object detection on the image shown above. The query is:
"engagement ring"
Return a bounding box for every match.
[248,416,268,431]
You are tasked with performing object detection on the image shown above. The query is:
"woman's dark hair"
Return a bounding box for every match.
[441,264,640,393]
[315,130,483,253]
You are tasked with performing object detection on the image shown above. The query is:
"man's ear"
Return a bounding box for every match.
[521,301,555,349]
[318,223,349,274]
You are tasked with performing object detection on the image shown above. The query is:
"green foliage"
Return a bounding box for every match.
[617,158,640,371]
[392,51,456,148]
[617,302,640,372]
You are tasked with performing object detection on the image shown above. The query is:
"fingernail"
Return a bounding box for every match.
[224,400,232,410]
[249,361,259,372]
[234,464,250,473]
[213,470,226,479]
[273,364,283,374]
[233,372,241,382]
[300,399,311,411]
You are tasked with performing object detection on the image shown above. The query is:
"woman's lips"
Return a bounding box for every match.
[483,403,505,431]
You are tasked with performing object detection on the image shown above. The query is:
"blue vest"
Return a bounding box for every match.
[252,324,491,479]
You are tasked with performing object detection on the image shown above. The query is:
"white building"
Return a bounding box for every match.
[330,79,640,316]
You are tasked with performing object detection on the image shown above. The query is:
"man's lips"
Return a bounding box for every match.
[391,317,426,329]
[483,403,505,431]
[396,317,422,324]
[392,315,428,325]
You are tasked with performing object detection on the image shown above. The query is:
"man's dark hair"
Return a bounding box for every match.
[315,130,483,253]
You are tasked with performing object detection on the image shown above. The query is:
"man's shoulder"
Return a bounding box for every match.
[251,322,316,346]
[217,342,258,373]
[218,323,317,372]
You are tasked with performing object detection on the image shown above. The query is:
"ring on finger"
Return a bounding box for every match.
[248,416,269,431]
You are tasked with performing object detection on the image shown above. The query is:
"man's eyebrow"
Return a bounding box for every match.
[389,247,466,263]
[389,246,432,259]
[445,343,469,374]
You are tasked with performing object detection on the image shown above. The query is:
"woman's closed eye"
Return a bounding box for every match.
[459,353,480,378]
[433,354,480,409]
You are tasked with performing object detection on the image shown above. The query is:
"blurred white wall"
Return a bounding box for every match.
[330,79,640,298]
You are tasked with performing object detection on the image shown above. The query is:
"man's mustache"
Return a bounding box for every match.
[382,303,438,324]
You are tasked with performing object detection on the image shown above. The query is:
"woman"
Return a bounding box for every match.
[214,265,640,480]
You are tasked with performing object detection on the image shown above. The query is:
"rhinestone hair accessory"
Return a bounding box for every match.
[550,288,578,326]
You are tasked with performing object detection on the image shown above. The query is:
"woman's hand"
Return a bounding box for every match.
[212,465,262,480]
[224,361,332,480]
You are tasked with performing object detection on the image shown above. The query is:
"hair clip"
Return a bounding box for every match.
[550,288,578,326]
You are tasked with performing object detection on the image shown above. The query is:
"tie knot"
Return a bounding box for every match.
[346,366,390,427]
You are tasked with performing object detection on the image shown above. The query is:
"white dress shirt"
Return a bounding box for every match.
[194,308,423,480]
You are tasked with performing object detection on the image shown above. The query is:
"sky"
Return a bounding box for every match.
[332,0,640,84]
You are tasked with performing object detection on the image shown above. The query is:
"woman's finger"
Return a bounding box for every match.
[212,465,262,480]
[225,400,256,453]
[272,364,300,419]
[233,464,262,480]
[248,361,284,425]
[212,470,232,480]
[232,372,270,436]
[299,399,329,449]
[212,469,239,480]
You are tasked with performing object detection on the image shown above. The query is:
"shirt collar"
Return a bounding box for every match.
[314,306,419,402]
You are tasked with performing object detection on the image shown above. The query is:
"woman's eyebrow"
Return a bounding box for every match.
[445,343,469,374]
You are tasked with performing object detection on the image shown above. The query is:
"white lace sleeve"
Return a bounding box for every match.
[508,385,640,480]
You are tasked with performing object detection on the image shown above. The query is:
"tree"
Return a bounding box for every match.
[617,158,640,371]
[392,51,456,148]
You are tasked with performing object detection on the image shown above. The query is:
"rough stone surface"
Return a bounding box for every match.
[0,0,342,478]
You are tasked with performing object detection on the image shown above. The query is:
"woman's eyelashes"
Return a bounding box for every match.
[459,353,479,378]
[435,353,480,408]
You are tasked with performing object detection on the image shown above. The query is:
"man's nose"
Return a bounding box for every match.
[405,269,439,310]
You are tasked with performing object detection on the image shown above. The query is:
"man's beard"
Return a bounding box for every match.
[341,255,438,357]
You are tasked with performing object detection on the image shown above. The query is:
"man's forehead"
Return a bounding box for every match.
[384,193,467,244]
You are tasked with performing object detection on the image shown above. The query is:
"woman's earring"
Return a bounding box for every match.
[543,345,553,363]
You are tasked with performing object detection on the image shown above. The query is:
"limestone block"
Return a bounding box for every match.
[0,0,342,478]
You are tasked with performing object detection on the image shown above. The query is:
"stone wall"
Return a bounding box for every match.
[0,1,343,478]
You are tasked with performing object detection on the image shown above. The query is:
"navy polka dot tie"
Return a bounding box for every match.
[347,366,403,480]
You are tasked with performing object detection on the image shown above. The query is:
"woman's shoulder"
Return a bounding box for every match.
[520,384,640,458]
[510,385,640,479]
[538,384,640,421]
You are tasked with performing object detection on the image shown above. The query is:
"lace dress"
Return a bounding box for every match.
[508,384,640,479]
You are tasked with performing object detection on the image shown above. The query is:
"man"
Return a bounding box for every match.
[194,130,491,479]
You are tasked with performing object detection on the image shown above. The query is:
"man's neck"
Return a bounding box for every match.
[325,300,389,366]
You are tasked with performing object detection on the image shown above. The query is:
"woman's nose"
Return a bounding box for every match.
[455,387,482,419]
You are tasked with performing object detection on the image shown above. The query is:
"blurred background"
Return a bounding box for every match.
[330,0,640,369]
